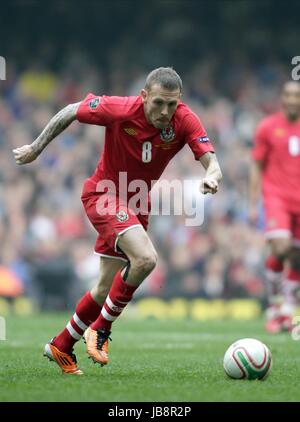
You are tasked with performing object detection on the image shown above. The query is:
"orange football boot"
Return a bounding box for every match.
[84,327,111,366]
[44,340,83,375]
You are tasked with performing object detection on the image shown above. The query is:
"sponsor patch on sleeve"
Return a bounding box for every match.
[197,136,210,142]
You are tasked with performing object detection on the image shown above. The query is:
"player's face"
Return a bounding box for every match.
[281,82,300,121]
[141,84,181,129]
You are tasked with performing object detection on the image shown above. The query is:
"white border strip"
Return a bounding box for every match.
[101,307,118,322]
[106,295,123,313]
[66,322,82,340]
[114,224,144,252]
[265,229,291,239]
[93,251,128,262]
[73,313,88,331]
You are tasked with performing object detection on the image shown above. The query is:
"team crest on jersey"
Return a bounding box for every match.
[160,125,175,143]
[116,210,129,222]
[88,97,101,109]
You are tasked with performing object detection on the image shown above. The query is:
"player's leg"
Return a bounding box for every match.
[90,256,126,304]
[264,237,291,332]
[279,247,300,331]
[267,237,290,301]
[44,256,124,374]
[82,191,154,364]
[85,226,157,365]
[280,217,300,330]
[83,256,128,364]
[263,197,292,332]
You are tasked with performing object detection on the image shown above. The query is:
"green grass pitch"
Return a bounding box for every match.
[0,314,300,402]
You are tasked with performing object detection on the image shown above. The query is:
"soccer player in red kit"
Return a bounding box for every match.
[250,81,300,333]
[13,67,222,375]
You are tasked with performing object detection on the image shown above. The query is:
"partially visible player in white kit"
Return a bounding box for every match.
[249,81,300,333]
[13,67,222,374]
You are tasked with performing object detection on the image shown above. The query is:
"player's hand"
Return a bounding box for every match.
[200,178,219,194]
[12,144,39,165]
[248,204,259,226]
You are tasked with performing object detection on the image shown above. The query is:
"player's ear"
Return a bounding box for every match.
[140,89,147,103]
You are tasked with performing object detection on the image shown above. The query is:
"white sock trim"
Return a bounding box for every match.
[117,299,130,305]
[106,295,124,313]
[73,313,88,331]
[265,269,283,282]
[106,296,129,312]
[281,302,296,316]
[66,322,82,340]
[101,307,119,322]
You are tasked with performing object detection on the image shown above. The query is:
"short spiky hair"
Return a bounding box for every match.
[145,67,182,93]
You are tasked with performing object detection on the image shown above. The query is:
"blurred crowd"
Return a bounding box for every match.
[0,53,291,309]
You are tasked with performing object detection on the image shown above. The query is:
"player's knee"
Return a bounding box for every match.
[93,280,111,302]
[270,239,291,260]
[91,290,106,304]
[289,249,300,272]
[132,252,157,276]
[291,260,300,273]
[95,286,109,302]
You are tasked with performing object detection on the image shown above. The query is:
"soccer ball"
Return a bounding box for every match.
[223,338,272,380]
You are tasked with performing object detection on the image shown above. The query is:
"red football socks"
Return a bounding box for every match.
[266,255,284,273]
[91,270,138,331]
[53,291,101,353]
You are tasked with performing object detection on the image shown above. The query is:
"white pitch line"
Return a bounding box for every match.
[138,343,194,350]
[116,332,293,343]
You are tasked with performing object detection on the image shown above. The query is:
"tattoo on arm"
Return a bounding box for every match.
[32,102,80,154]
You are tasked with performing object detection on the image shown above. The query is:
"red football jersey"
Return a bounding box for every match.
[77,94,214,198]
[252,111,300,210]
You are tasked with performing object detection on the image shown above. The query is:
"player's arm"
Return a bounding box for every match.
[13,102,80,165]
[248,160,263,224]
[248,118,268,223]
[198,152,222,194]
[182,109,221,195]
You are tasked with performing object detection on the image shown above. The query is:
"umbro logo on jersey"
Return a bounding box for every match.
[124,128,137,136]
[274,128,286,137]
[89,97,101,109]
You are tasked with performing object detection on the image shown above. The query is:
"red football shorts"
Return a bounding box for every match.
[81,189,149,261]
[264,195,300,245]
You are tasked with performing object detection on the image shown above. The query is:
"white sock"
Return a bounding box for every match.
[281,278,300,317]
